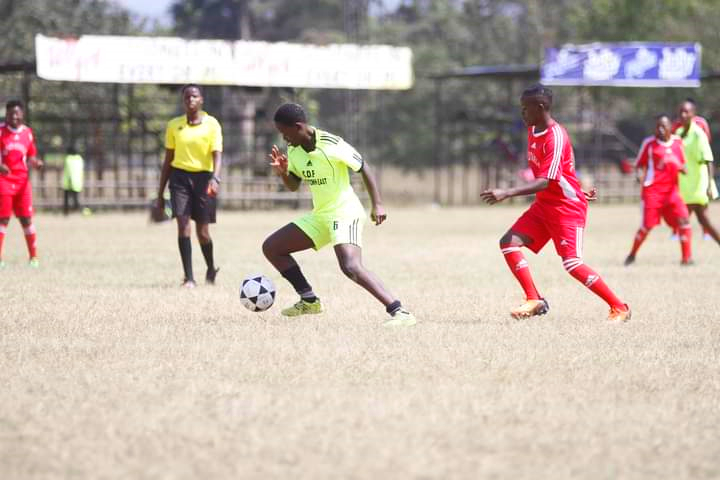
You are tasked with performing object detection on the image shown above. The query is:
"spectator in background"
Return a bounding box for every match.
[62,144,84,215]
[675,99,720,247]
[154,84,223,288]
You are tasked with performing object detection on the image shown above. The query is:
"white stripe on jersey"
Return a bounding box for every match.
[635,136,655,187]
[635,136,654,166]
[558,174,580,201]
[548,125,564,180]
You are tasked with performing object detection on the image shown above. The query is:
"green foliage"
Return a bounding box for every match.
[4,0,720,168]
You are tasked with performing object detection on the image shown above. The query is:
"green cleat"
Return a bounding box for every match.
[281,298,323,317]
[28,257,39,268]
[0,260,6,270]
[383,309,417,327]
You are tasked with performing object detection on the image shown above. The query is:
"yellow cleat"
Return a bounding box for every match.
[608,304,631,323]
[28,257,40,268]
[281,299,323,317]
[510,298,549,319]
[383,309,417,327]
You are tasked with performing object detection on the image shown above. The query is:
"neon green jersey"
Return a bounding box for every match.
[62,154,84,192]
[677,121,715,205]
[287,128,364,217]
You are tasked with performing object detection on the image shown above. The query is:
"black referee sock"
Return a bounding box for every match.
[178,237,193,281]
[281,265,316,302]
[200,241,215,271]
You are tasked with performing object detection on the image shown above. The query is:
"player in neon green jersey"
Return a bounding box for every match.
[262,103,416,327]
[676,99,720,247]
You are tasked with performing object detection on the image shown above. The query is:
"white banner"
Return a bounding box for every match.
[35,34,413,90]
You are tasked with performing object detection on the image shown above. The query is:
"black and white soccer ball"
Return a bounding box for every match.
[239,275,276,312]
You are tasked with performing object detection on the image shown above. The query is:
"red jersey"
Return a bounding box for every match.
[527,121,587,222]
[672,116,711,142]
[0,123,37,186]
[635,135,685,196]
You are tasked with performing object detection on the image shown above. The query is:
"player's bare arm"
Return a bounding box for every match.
[707,162,715,198]
[358,159,386,225]
[269,144,300,191]
[29,156,43,169]
[481,178,549,205]
[207,150,222,197]
[156,148,174,212]
[0,163,8,175]
[635,166,646,184]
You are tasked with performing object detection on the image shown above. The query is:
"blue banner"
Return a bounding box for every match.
[542,42,701,87]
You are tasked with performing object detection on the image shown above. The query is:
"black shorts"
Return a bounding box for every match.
[169,167,217,224]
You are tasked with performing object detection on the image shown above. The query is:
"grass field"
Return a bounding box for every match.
[1,205,719,479]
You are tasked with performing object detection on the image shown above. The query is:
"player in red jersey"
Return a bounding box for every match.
[481,85,630,322]
[625,115,691,265]
[0,100,43,268]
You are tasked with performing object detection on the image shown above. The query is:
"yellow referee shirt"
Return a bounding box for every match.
[165,112,223,172]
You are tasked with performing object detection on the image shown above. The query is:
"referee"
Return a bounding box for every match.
[155,84,223,287]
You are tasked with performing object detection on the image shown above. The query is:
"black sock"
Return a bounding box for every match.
[386,300,402,315]
[200,241,215,271]
[178,237,193,281]
[281,265,316,301]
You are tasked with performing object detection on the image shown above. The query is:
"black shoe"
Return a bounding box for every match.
[206,267,220,284]
[624,254,635,266]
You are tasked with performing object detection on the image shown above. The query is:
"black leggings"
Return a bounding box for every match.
[63,190,80,215]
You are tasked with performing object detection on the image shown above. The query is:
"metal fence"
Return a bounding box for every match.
[2,68,693,209]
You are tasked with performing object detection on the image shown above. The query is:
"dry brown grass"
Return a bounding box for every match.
[1,205,719,479]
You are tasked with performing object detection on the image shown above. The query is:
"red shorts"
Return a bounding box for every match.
[0,178,33,218]
[641,191,688,230]
[510,202,585,258]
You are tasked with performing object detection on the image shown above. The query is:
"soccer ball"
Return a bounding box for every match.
[239,275,276,312]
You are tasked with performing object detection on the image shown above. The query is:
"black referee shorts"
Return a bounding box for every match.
[169,167,217,224]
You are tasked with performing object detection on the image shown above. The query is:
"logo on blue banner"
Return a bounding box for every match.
[541,42,701,87]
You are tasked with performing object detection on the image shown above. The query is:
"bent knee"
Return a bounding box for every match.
[261,237,275,258]
[562,257,583,273]
[499,231,523,248]
[339,260,362,280]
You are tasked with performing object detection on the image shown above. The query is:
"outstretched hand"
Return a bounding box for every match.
[269,145,288,176]
[480,188,509,205]
[583,187,598,202]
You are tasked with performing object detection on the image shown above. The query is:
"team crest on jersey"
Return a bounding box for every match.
[306,159,313,167]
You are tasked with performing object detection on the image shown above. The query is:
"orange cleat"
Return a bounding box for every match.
[608,304,631,323]
[510,298,549,319]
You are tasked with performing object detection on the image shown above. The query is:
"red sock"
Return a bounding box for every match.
[0,224,6,260]
[501,245,540,300]
[563,259,625,309]
[23,224,37,259]
[679,225,692,262]
[629,227,649,256]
